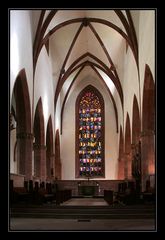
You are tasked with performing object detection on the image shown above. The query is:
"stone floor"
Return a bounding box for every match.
[9,198,156,231]
[60,197,109,206]
[9,218,156,231]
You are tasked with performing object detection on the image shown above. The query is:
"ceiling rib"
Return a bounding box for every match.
[32,10,139,128]
[125,10,139,69]
[33,10,46,59]
[54,53,123,110]
[88,22,114,68]
[60,64,118,134]
[58,22,84,85]
[35,16,135,72]
[60,66,85,134]
[33,10,58,69]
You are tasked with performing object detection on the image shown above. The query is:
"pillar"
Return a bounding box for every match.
[16,132,33,180]
[118,155,125,179]
[124,152,132,180]
[140,130,155,192]
[33,144,47,182]
[50,154,55,179]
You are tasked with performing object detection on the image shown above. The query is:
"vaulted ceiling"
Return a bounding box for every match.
[33,10,138,133]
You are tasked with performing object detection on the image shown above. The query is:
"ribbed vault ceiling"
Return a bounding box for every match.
[33,10,138,133]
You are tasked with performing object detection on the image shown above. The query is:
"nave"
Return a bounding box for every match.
[10,9,156,231]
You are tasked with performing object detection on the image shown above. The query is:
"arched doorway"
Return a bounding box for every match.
[46,115,54,181]
[118,125,125,179]
[141,64,155,192]
[33,98,46,182]
[55,129,61,180]
[11,69,32,180]
[125,113,132,179]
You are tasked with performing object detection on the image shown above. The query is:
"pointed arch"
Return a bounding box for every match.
[118,125,124,179]
[60,64,118,134]
[33,98,45,145]
[55,129,61,180]
[46,115,54,180]
[75,85,105,178]
[132,95,141,189]
[13,69,31,133]
[12,69,32,178]
[142,65,155,132]
[132,94,141,144]
[33,98,46,180]
[55,53,123,109]
[141,64,155,191]
[125,112,132,179]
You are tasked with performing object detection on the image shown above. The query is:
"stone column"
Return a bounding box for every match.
[118,154,125,179]
[33,144,41,178]
[140,130,155,192]
[40,145,46,182]
[50,154,55,180]
[46,155,51,180]
[131,143,136,178]
[16,132,33,180]
[33,144,47,182]
[131,142,142,193]
[124,152,132,180]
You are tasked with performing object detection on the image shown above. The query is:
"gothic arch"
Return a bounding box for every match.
[118,125,124,179]
[132,95,141,191]
[125,113,132,179]
[46,115,54,180]
[55,129,61,180]
[132,95,141,144]
[142,65,155,132]
[33,98,46,181]
[13,69,31,133]
[141,64,155,191]
[33,98,45,145]
[60,64,118,134]
[75,85,105,178]
[12,68,32,179]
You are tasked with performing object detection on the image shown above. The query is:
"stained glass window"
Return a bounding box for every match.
[76,85,104,178]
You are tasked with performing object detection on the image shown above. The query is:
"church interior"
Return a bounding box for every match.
[9,9,156,231]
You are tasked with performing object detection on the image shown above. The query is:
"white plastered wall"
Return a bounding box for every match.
[10,10,33,173]
[138,10,155,110]
[33,46,55,175]
[122,10,155,140]
[61,75,118,180]
[34,46,55,146]
[122,46,139,140]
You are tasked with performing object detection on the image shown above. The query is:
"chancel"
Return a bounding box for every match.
[10,9,156,231]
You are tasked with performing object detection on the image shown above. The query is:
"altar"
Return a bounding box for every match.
[78,180,99,196]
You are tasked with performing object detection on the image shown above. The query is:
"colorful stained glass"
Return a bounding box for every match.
[78,90,104,177]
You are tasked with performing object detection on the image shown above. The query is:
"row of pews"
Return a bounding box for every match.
[104,181,156,205]
[10,180,72,205]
